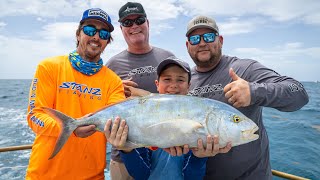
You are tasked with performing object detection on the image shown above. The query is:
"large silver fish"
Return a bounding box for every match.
[43,94,259,159]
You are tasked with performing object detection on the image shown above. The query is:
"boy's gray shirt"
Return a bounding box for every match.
[106,46,174,161]
[189,55,309,180]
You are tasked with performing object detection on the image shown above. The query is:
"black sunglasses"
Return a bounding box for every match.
[120,17,146,27]
[81,25,110,40]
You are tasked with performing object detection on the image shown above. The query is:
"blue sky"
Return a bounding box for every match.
[0,0,319,82]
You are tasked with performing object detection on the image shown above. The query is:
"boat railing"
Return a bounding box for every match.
[0,144,310,180]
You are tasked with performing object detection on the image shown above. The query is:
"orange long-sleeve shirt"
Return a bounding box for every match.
[26,55,125,180]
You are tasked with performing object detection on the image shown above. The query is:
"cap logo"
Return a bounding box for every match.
[194,18,208,25]
[88,9,108,21]
[124,7,139,13]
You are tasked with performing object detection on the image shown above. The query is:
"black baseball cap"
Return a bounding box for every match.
[157,56,191,82]
[118,2,147,22]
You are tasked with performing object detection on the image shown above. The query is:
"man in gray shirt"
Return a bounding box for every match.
[185,15,309,180]
[106,2,174,179]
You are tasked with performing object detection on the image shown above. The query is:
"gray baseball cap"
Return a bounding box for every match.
[186,15,219,36]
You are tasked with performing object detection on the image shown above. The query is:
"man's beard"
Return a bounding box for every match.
[84,49,104,62]
[192,48,222,69]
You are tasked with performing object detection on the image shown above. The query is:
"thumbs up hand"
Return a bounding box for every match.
[223,68,251,108]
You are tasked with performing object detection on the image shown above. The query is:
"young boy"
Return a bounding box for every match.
[104,56,231,179]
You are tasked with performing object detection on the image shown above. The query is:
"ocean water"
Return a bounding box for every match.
[0,79,319,179]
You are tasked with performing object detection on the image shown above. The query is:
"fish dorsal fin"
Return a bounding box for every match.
[128,86,151,97]
[91,98,131,114]
[91,90,154,114]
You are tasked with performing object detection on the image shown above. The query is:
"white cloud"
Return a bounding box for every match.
[39,22,78,40]
[179,0,320,25]
[304,12,320,25]
[0,0,89,18]
[232,42,320,81]
[0,21,129,79]
[0,22,6,28]
[234,42,320,60]
[219,17,262,35]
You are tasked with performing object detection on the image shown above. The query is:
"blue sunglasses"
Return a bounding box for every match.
[188,32,218,45]
[82,25,110,40]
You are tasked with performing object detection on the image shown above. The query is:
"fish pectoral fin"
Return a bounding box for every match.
[180,120,204,133]
[145,119,204,135]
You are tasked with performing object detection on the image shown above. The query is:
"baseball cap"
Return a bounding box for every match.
[186,15,219,36]
[80,8,114,32]
[118,2,147,22]
[157,56,191,82]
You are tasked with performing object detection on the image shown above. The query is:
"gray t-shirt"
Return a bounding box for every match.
[106,47,174,93]
[106,46,174,161]
[189,55,309,180]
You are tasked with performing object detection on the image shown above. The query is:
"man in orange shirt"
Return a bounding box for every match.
[26,8,125,179]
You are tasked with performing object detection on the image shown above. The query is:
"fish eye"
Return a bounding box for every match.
[233,115,241,123]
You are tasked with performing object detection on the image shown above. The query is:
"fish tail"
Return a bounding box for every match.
[41,107,79,160]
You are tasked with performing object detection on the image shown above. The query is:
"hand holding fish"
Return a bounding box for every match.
[74,113,96,138]
[104,117,132,152]
[163,135,232,158]
[191,135,232,158]
[74,125,96,138]
[224,68,251,108]
[123,78,138,98]
[163,145,190,156]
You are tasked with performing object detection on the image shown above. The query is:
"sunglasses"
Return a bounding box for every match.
[120,17,146,27]
[188,32,219,45]
[82,25,110,40]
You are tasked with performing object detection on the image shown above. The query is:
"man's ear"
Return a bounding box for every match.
[219,35,223,45]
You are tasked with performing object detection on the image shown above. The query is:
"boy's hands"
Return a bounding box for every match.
[104,117,133,152]
[191,135,232,158]
[163,135,232,158]
[163,145,189,156]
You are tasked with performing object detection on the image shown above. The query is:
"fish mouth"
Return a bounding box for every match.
[242,126,259,140]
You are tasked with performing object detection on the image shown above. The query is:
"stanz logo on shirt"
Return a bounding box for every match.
[289,83,304,92]
[59,82,102,100]
[127,66,156,76]
[28,78,38,114]
[188,84,223,96]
